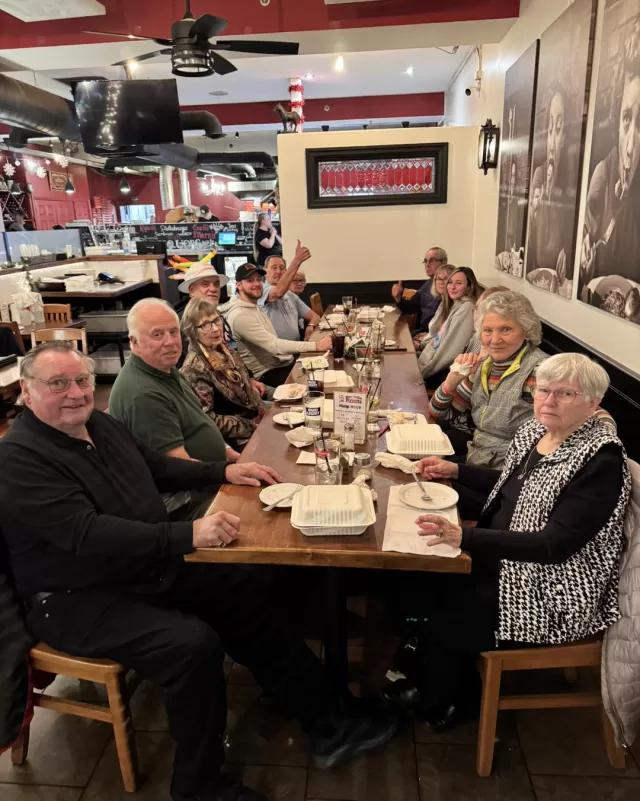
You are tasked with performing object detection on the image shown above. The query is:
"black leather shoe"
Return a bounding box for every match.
[311,699,399,769]
[417,701,477,733]
[381,679,422,710]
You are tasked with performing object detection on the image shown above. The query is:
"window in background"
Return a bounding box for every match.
[120,204,156,223]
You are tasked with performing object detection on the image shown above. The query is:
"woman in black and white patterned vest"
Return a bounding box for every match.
[395,354,630,732]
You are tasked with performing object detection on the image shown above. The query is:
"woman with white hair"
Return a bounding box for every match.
[384,353,630,731]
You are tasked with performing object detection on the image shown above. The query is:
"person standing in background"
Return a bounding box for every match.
[254,212,282,267]
[391,247,448,333]
[198,204,220,223]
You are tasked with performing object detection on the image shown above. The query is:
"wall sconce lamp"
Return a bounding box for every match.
[478,118,500,175]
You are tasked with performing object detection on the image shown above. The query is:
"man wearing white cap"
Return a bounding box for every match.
[179,263,228,307]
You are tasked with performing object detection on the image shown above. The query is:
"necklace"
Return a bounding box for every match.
[517,446,537,479]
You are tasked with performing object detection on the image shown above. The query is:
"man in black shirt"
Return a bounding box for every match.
[0,343,397,801]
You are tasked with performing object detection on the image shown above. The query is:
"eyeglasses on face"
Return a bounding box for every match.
[30,373,96,393]
[532,386,584,404]
[196,318,223,332]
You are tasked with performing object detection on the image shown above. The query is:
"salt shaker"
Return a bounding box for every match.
[343,423,356,452]
[352,453,373,481]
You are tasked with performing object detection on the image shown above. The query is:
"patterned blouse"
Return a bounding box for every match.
[180,342,265,446]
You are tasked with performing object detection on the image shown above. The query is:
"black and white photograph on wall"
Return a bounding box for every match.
[578,0,640,326]
[525,0,597,298]
[495,41,539,278]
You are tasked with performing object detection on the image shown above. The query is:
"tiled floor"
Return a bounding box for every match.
[2,637,639,801]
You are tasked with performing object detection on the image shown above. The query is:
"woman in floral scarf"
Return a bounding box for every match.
[180,297,269,450]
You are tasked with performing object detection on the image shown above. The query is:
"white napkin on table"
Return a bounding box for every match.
[374,452,420,474]
[382,486,460,558]
[333,305,344,312]
[381,305,395,313]
[285,427,317,448]
[296,451,355,465]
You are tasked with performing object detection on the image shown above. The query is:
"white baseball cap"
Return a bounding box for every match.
[179,263,229,294]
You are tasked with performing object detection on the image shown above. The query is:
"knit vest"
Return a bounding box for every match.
[483,417,631,645]
[468,345,546,467]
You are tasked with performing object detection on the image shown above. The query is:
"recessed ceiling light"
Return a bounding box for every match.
[304,73,314,80]
[209,90,229,97]
[405,66,414,76]
[334,55,344,72]
[127,60,138,72]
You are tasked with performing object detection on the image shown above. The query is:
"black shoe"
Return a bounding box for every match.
[417,701,477,733]
[175,777,268,801]
[381,679,422,711]
[311,699,399,769]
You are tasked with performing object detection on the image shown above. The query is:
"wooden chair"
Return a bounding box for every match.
[476,638,625,776]
[0,321,26,355]
[31,327,88,354]
[309,292,324,318]
[43,304,72,323]
[11,643,140,792]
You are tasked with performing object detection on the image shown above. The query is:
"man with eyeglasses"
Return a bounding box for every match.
[0,341,398,801]
[391,246,448,333]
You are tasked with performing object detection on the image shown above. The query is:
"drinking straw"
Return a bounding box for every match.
[319,430,331,470]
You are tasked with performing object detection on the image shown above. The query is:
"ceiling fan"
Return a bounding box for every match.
[84,0,299,78]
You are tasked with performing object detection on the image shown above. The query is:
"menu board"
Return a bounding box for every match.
[333,391,367,445]
[122,221,274,255]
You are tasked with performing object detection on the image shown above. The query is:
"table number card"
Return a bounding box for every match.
[333,392,367,444]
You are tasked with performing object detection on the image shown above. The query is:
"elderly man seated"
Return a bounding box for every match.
[0,342,397,801]
[109,298,240,520]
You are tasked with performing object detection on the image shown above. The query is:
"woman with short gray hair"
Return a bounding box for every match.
[382,353,629,731]
[180,297,268,450]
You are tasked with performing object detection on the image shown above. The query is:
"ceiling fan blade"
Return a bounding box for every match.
[213,39,299,56]
[84,30,173,46]
[190,14,228,40]
[111,49,172,67]
[210,51,238,76]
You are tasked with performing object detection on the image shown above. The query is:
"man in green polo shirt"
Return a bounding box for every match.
[110,298,243,518]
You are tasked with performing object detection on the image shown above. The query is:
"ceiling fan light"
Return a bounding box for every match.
[171,44,213,77]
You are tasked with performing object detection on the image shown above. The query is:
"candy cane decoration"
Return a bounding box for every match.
[288,76,304,132]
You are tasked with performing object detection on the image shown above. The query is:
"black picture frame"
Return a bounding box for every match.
[305,143,449,209]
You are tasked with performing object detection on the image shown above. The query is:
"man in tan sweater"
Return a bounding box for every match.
[226,264,332,386]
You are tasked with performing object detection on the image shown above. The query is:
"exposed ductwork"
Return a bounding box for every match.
[199,151,276,169]
[178,168,192,206]
[179,110,224,140]
[159,166,175,210]
[0,74,80,141]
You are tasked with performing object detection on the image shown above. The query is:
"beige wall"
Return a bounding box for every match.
[277,126,479,284]
[445,0,640,376]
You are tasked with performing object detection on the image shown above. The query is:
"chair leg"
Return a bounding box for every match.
[10,726,30,765]
[105,673,139,793]
[601,706,626,769]
[477,658,502,777]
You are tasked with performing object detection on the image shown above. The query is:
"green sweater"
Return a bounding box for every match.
[109,353,227,462]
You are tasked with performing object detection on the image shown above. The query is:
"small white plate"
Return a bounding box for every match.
[273,383,307,402]
[273,411,305,426]
[259,483,303,508]
[399,482,459,510]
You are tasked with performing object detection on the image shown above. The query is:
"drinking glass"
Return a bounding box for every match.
[342,295,353,311]
[303,391,325,430]
[307,369,325,393]
[314,434,342,485]
[331,332,346,361]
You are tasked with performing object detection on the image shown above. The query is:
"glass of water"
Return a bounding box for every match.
[314,433,342,485]
[303,390,325,430]
[342,295,353,312]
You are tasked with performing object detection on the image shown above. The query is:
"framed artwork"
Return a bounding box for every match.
[305,143,448,209]
[48,172,67,192]
[495,40,540,278]
[578,0,640,327]
[525,0,597,298]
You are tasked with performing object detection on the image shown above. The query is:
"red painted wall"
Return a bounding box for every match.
[0,1,520,49]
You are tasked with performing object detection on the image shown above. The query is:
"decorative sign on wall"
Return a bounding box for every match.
[123,221,268,255]
[48,172,68,192]
[305,144,448,209]
[578,0,640,327]
[495,40,540,278]
[525,0,597,298]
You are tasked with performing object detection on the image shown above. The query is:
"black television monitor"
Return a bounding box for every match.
[74,80,184,151]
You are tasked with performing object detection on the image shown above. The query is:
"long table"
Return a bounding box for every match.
[187,308,470,686]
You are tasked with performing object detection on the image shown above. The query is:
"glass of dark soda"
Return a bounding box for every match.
[332,332,346,360]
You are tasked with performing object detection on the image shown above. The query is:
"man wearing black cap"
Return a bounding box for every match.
[225,264,332,386]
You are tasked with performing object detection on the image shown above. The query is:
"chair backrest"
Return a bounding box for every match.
[309,292,323,317]
[0,322,25,355]
[31,328,88,354]
[43,304,71,323]
[402,289,418,300]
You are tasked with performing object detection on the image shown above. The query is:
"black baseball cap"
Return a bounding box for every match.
[235,264,266,282]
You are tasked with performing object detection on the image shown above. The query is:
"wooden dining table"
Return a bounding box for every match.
[186,307,470,685]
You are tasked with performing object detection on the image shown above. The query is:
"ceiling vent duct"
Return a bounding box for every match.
[179,111,224,139]
[159,166,175,210]
[0,74,81,141]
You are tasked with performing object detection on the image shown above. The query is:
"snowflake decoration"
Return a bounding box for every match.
[35,166,47,179]
[3,162,16,177]
[52,153,69,168]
